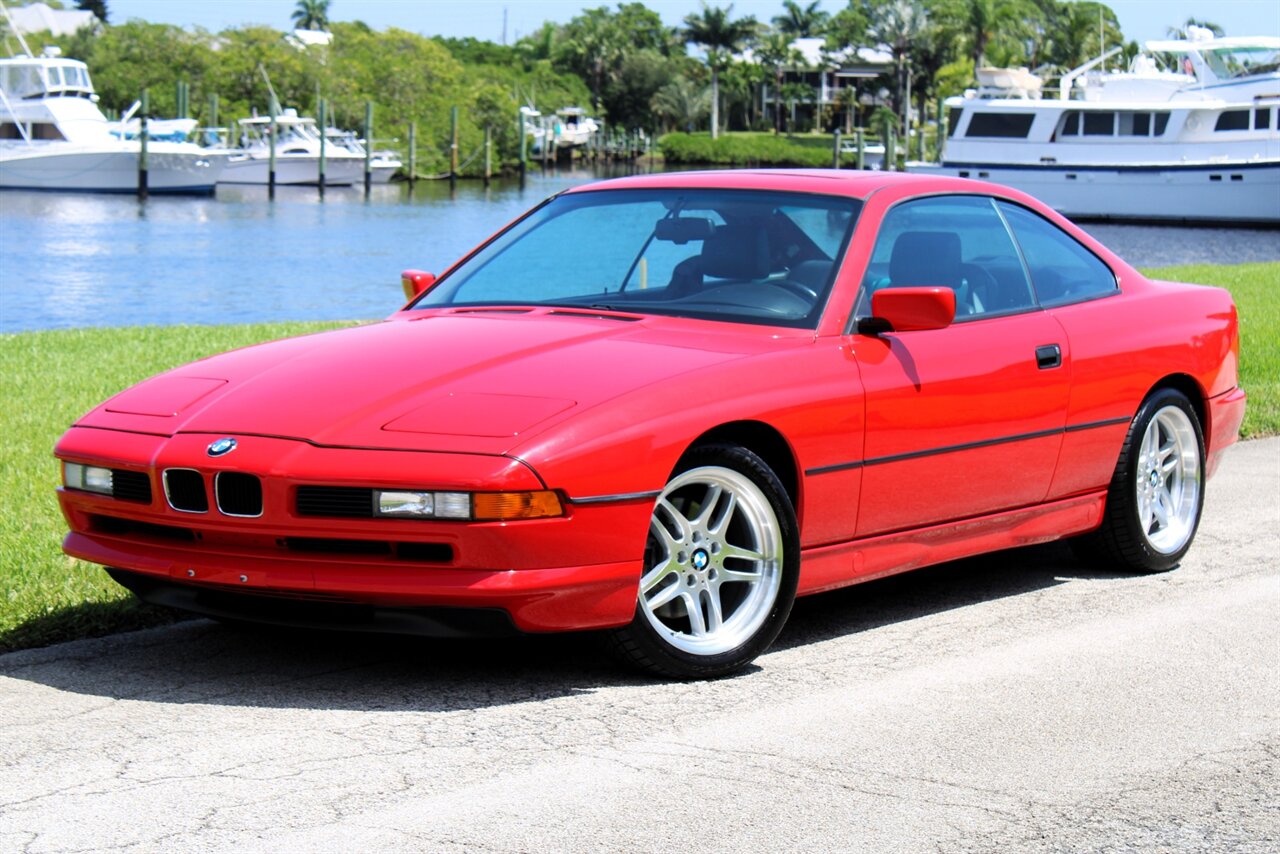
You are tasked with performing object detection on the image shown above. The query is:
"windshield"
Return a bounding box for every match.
[1202,46,1280,79]
[412,188,862,329]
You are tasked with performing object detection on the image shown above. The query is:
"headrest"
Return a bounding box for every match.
[889,231,962,287]
[701,223,770,280]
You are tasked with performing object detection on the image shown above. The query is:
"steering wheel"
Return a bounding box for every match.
[772,279,819,301]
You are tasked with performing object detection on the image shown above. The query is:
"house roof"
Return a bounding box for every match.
[7,2,96,37]
[741,37,892,71]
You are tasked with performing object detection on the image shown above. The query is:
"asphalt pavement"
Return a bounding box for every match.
[2,437,1277,853]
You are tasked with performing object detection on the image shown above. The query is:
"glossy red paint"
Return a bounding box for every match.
[400,269,436,301]
[870,287,956,331]
[54,170,1245,642]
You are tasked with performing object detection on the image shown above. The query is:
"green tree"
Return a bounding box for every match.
[555,4,674,118]
[868,0,930,134]
[936,0,1035,68]
[756,31,805,133]
[75,0,108,23]
[291,0,330,32]
[824,1,870,54]
[602,49,675,129]
[556,7,621,113]
[772,1,829,37]
[82,21,216,116]
[683,2,759,138]
[1025,0,1123,71]
[650,75,711,133]
[780,79,811,131]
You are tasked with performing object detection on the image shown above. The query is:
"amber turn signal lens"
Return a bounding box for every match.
[472,490,563,521]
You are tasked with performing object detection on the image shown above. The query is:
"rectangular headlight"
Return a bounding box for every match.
[374,490,472,519]
[377,490,434,517]
[64,462,113,496]
[371,490,560,521]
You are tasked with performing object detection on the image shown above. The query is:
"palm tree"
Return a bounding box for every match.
[558,8,621,113]
[772,1,829,38]
[938,0,1031,69]
[651,77,712,133]
[756,31,805,134]
[780,80,811,132]
[683,3,759,139]
[291,0,330,32]
[868,0,930,136]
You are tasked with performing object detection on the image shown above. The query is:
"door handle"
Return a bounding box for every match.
[1036,344,1062,370]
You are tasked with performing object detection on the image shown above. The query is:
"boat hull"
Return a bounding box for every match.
[0,145,228,194]
[908,160,1280,224]
[218,155,364,186]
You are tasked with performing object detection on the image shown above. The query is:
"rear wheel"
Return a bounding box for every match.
[1078,388,1205,573]
[606,445,799,679]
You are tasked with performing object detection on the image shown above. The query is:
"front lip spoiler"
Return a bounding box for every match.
[107,568,521,638]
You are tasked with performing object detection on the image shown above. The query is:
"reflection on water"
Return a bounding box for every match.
[1079,222,1280,269]
[2,165,1278,333]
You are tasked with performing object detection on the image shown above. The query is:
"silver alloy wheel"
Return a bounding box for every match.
[1136,405,1202,555]
[640,466,784,656]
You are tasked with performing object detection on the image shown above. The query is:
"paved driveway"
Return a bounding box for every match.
[2,438,1277,853]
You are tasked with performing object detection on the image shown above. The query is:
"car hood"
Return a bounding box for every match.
[77,311,764,455]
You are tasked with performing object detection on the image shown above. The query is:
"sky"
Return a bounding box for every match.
[103,0,1280,45]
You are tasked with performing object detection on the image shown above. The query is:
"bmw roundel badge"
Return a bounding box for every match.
[207,437,237,457]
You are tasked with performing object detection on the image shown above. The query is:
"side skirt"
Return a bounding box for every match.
[797,491,1106,597]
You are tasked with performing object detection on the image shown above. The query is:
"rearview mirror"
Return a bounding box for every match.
[862,287,956,333]
[654,217,715,245]
[401,269,437,301]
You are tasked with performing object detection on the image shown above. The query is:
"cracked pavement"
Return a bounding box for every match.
[2,437,1277,852]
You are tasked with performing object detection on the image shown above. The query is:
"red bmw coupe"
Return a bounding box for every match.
[54,171,1245,678]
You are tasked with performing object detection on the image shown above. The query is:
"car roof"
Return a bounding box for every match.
[565,169,998,201]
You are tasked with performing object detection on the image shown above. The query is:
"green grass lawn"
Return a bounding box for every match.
[0,262,1275,653]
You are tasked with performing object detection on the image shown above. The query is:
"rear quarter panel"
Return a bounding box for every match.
[1045,276,1241,499]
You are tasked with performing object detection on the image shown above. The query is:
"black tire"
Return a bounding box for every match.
[605,444,800,680]
[1075,388,1205,573]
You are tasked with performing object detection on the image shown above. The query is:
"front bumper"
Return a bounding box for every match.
[56,428,650,633]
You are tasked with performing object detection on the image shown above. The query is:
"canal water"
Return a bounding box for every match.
[2,166,1278,333]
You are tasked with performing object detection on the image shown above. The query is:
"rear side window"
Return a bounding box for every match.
[997,203,1117,307]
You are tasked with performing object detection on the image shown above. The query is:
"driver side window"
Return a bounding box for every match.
[862,196,1036,320]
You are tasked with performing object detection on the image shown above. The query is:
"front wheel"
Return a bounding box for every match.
[1077,388,1205,573]
[606,445,799,679]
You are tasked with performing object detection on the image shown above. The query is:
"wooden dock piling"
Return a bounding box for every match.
[364,101,373,193]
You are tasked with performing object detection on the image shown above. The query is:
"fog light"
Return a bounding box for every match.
[434,492,472,519]
[64,462,113,496]
[377,491,434,517]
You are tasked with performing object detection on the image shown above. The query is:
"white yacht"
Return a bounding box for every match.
[0,49,229,193]
[909,32,1280,224]
[218,110,363,186]
[324,127,402,183]
[524,106,600,155]
[551,107,599,148]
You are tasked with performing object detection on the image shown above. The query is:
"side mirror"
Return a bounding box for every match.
[401,269,437,301]
[861,287,956,333]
